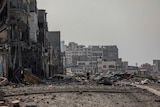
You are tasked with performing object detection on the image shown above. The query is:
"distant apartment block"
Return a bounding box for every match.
[64,42,127,73]
[97,58,127,74]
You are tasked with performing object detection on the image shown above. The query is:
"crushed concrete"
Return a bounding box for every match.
[1,84,160,107]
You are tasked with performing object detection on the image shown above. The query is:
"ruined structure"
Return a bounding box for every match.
[0,0,30,82]
[47,31,63,76]
[0,0,53,82]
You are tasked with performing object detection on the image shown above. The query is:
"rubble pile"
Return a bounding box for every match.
[91,72,157,86]
[23,71,45,84]
[0,91,8,107]
[45,72,159,87]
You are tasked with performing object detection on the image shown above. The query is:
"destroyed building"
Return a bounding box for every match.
[0,0,31,82]
[0,0,62,82]
[47,31,64,76]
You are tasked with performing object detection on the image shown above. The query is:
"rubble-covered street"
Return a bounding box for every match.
[1,0,160,107]
[0,83,160,107]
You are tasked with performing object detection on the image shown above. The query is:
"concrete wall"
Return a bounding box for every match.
[47,31,61,65]
[102,46,118,61]
[153,60,160,73]
[29,0,37,12]
[38,9,48,44]
[47,31,62,74]
[47,31,60,51]
[29,12,38,42]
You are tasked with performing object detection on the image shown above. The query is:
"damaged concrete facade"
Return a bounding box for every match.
[0,0,62,82]
[47,31,64,76]
[0,0,31,82]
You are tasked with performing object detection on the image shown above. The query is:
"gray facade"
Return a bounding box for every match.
[153,60,160,73]
[29,0,38,42]
[47,31,62,74]
[102,46,118,61]
[0,0,31,80]
[38,9,48,44]
[29,0,37,12]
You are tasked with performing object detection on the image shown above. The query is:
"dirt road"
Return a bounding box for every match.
[1,84,160,107]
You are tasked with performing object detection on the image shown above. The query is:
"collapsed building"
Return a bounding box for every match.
[0,0,31,82]
[0,0,62,82]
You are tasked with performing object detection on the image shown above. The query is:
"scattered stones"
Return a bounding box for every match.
[51,95,56,100]
[78,91,83,95]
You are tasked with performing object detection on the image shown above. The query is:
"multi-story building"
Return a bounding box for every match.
[64,42,122,73]
[47,31,63,76]
[76,60,97,73]
[0,0,31,81]
[97,57,126,74]
[37,9,50,78]
[38,9,48,44]
[0,0,63,81]
[22,0,40,77]
[68,42,78,51]
[89,46,103,58]
[102,46,118,61]
[65,42,86,67]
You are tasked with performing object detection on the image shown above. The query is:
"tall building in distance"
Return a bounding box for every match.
[64,42,126,74]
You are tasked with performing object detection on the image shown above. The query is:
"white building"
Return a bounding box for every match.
[64,42,122,74]
[97,58,126,74]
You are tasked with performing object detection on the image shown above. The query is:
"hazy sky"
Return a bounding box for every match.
[37,0,160,66]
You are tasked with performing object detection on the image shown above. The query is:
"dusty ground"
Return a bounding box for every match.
[1,84,160,107]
